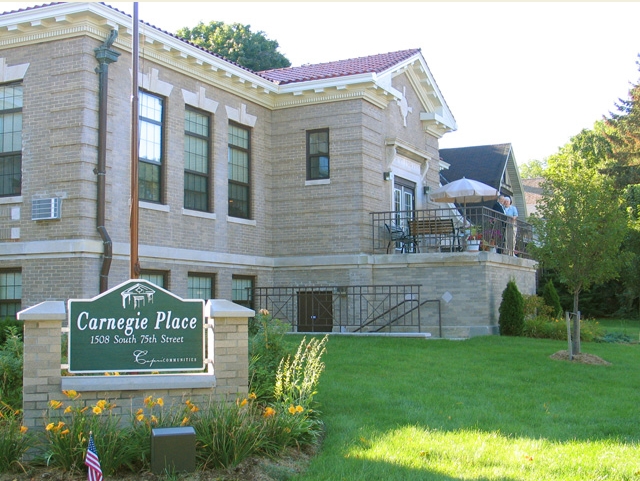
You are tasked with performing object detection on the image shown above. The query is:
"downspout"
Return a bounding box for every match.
[94,30,120,293]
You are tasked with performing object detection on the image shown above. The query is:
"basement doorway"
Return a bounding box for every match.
[297,290,333,332]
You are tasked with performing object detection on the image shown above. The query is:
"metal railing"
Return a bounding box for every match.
[371,206,533,258]
[253,285,442,335]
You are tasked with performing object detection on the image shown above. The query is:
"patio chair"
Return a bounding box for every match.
[385,223,417,253]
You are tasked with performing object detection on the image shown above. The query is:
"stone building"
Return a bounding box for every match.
[0,2,536,337]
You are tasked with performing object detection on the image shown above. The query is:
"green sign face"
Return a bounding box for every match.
[68,280,205,374]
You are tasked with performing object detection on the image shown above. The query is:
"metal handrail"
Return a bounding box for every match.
[371,206,533,258]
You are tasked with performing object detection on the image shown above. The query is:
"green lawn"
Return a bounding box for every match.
[292,333,640,481]
[596,318,640,340]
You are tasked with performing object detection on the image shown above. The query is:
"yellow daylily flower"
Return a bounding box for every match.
[93,406,103,415]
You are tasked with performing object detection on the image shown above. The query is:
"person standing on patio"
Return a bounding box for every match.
[491,194,506,253]
[492,194,506,214]
[503,196,518,255]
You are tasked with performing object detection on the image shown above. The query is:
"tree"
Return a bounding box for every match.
[519,158,547,179]
[498,279,524,336]
[603,55,640,188]
[529,128,628,317]
[176,21,291,72]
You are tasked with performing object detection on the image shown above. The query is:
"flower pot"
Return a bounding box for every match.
[467,240,481,251]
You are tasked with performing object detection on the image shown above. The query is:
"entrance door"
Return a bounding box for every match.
[393,177,416,250]
[297,291,333,332]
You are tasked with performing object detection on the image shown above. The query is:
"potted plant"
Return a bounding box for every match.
[467,227,482,251]
[482,225,503,252]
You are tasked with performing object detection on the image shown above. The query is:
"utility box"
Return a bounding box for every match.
[151,426,196,474]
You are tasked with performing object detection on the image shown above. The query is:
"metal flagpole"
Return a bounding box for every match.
[130,2,140,278]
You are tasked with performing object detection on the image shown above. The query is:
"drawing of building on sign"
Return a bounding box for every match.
[121,284,156,309]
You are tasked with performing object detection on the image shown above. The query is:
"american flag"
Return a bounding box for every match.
[85,432,103,481]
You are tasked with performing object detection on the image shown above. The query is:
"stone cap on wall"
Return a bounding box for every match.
[17,301,66,321]
[207,299,255,318]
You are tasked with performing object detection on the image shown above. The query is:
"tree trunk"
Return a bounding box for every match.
[573,289,581,355]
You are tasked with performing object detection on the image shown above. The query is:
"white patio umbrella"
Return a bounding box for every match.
[429,177,499,232]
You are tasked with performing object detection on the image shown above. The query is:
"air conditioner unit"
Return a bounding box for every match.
[32,198,61,220]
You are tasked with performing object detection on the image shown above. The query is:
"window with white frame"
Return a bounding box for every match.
[306,129,329,180]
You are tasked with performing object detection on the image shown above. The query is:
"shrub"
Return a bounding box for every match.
[523,317,566,340]
[0,402,31,473]
[0,326,24,409]
[523,317,604,341]
[499,280,525,336]
[0,318,22,344]
[40,391,139,476]
[522,295,554,320]
[249,310,293,402]
[274,335,328,413]
[193,397,266,470]
[542,280,563,318]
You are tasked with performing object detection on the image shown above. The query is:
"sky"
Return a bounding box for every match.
[3,1,640,164]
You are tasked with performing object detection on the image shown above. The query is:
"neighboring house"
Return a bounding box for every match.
[521,177,544,219]
[0,2,536,337]
[439,143,527,218]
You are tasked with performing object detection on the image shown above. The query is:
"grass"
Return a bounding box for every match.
[595,318,640,340]
[290,332,640,480]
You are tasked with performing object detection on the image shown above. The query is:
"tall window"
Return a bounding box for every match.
[232,276,254,309]
[139,91,163,203]
[188,274,215,300]
[140,270,167,289]
[184,108,210,211]
[0,84,22,197]
[228,123,250,218]
[393,177,415,227]
[306,129,329,180]
[0,270,21,319]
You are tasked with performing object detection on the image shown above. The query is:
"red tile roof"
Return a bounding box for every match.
[257,49,422,85]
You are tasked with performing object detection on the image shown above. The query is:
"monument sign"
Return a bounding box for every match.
[68,279,205,373]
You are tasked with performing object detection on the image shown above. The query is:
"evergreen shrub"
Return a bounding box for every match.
[499,279,525,336]
[542,279,563,318]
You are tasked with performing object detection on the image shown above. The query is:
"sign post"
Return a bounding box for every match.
[68,280,205,373]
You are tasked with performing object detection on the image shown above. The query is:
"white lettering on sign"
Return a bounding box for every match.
[75,310,197,336]
[153,311,198,330]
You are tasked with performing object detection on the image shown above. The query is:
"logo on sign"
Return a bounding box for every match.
[68,279,205,374]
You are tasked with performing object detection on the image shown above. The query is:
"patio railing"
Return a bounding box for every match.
[371,206,534,259]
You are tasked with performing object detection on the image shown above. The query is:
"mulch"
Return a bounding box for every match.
[549,350,612,366]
